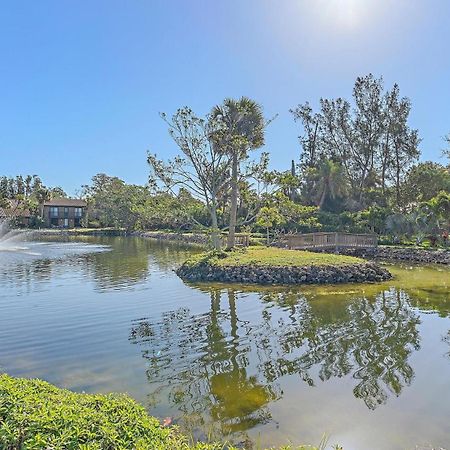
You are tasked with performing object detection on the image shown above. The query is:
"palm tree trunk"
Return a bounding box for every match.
[290,160,296,201]
[227,153,239,249]
[318,186,327,209]
[210,200,221,250]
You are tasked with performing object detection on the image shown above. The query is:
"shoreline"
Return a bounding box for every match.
[176,248,392,285]
[30,228,450,265]
[177,261,392,285]
[316,245,450,265]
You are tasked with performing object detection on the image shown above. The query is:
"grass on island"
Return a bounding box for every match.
[184,246,364,268]
[0,374,325,450]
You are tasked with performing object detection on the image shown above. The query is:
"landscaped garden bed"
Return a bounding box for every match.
[176,247,392,285]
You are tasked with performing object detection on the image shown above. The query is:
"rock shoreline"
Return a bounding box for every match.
[324,246,450,265]
[177,261,392,285]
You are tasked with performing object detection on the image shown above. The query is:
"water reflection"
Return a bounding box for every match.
[130,290,280,441]
[260,289,420,410]
[130,285,422,441]
[0,236,199,292]
[445,331,450,358]
[1,237,449,448]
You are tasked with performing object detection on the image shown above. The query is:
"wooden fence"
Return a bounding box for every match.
[282,232,378,250]
[221,234,250,247]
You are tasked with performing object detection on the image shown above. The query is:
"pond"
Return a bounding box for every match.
[0,236,449,449]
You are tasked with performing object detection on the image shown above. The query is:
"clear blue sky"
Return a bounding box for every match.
[1,0,449,195]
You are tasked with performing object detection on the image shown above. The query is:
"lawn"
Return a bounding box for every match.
[186,246,364,268]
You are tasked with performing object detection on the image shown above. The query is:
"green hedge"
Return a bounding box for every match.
[0,374,233,450]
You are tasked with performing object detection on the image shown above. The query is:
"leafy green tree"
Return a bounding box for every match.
[0,175,46,200]
[269,162,301,202]
[148,108,231,249]
[416,191,450,245]
[211,97,269,248]
[356,206,390,234]
[256,206,284,245]
[256,192,320,237]
[82,174,150,231]
[272,192,320,232]
[49,186,67,198]
[135,190,208,231]
[0,174,67,226]
[401,161,450,205]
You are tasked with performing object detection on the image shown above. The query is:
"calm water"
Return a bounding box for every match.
[0,236,449,450]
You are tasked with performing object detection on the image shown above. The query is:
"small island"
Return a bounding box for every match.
[177,246,392,285]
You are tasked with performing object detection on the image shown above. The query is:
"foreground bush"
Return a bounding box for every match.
[0,374,231,450]
[0,374,325,450]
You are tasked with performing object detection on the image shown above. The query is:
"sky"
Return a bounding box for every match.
[1,0,449,195]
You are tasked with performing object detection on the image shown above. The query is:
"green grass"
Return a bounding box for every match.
[0,374,327,450]
[185,246,363,268]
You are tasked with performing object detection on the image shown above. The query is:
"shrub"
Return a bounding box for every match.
[0,374,227,450]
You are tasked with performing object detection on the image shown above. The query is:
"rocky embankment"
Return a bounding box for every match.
[177,261,392,285]
[332,247,450,265]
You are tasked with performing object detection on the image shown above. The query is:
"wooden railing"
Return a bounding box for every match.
[221,234,250,247]
[282,232,377,250]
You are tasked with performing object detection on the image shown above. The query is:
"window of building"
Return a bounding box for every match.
[64,207,69,218]
[74,207,82,218]
[50,207,59,218]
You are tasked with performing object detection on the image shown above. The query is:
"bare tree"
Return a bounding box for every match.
[291,74,420,207]
[148,107,231,249]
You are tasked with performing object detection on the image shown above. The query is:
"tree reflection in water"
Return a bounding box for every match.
[444,331,450,358]
[84,237,197,291]
[130,289,279,441]
[257,289,420,409]
[129,286,421,440]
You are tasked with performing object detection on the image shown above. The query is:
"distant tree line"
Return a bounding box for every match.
[0,175,66,226]
[2,74,449,246]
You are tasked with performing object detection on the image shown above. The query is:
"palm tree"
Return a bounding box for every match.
[36,187,51,223]
[210,97,266,248]
[313,159,348,209]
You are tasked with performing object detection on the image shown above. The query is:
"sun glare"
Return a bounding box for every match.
[311,0,372,30]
